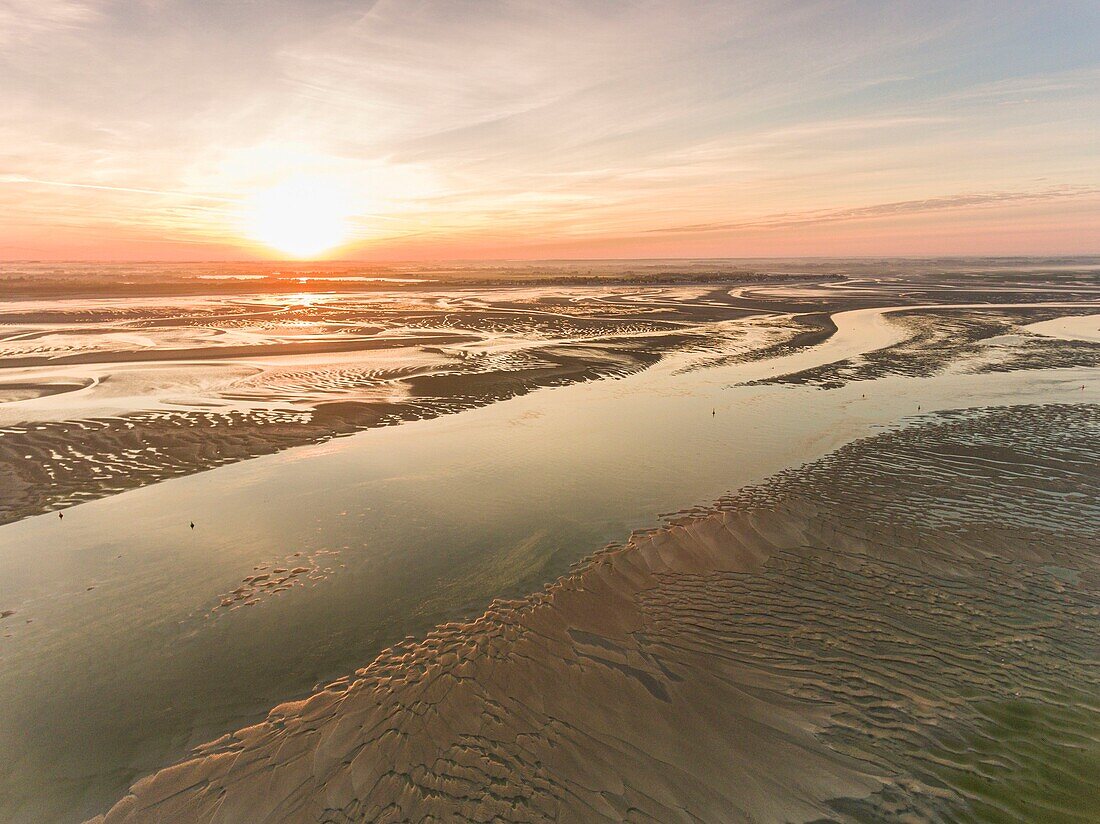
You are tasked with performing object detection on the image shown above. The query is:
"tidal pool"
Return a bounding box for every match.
[0,314,1096,822]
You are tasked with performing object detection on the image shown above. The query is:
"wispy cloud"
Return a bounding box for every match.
[0,0,99,43]
[0,174,238,202]
[647,187,1100,235]
[1,0,1098,258]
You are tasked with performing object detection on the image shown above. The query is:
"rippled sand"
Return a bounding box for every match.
[0,285,767,523]
[3,262,1098,823]
[91,404,1099,823]
[4,265,1098,526]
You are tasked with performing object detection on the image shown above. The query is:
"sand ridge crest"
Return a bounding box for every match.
[90,404,1099,823]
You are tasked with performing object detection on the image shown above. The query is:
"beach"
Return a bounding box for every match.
[0,260,1097,822]
[89,403,1100,822]
[6,0,1100,817]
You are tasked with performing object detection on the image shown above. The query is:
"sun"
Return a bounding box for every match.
[243,177,354,258]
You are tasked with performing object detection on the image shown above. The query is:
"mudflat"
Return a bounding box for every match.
[1,259,1097,823]
[90,403,1100,823]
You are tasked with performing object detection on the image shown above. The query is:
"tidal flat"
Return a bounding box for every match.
[0,259,1097,823]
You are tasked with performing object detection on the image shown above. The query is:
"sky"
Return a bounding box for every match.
[0,0,1098,261]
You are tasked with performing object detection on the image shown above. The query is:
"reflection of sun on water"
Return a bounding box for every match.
[288,293,320,307]
[243,178,354,258]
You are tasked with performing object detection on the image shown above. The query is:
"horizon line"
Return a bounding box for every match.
[4,253,1100,266]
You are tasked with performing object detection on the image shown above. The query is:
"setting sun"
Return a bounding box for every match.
[243,177,354,258]
[2,3,1099,822]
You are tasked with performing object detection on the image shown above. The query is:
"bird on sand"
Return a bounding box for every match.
[58,512,63,520]
[190,521,195,530]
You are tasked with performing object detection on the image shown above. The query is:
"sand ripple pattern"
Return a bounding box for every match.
[0,288,738,524]
[92,404,1099,823]
[753,307,1100,389]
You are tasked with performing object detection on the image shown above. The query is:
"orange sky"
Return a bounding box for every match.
[1,1,1098,261]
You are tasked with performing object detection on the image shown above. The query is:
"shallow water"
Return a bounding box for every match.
[0,307,1097,822]
[1023,312,1100,343]
[730,300,1100,383]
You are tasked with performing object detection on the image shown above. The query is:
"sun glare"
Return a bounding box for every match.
[243,177,354,258]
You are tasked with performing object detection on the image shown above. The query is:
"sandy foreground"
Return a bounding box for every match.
[3,264,1098,822]
[89,403,1099,823]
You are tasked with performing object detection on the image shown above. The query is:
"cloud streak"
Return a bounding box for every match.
[647,187,1100,235]
[0,0,99,43]
[0,175,238,202]
[0,0,1098,258]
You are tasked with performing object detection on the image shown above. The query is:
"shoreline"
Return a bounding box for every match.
[89,402,1100,823]
[3,270,1099,822]
[5,292,1097,527]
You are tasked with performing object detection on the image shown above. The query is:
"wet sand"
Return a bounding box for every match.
[0,285,768,524]
[751,305,1100,389]
[4,268,1099,526]
[89,403,1100,823]
[2,261,1098,823]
